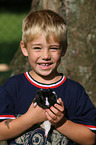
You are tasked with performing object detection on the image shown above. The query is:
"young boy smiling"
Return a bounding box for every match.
[0,9,96,145]
[21,34,64,84]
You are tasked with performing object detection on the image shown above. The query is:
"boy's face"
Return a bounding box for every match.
[21,34,64,82]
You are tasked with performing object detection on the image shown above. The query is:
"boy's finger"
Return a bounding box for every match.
[54,103,64,113]
[54,104,64,112]
[58,98,64,106]
[50,106,61,116]
[46,109,57,120]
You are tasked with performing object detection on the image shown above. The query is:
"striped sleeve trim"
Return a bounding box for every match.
[0,115,16,120]
[82,124,96,131]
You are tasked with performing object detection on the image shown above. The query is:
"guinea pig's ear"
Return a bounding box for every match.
[52,91,58,100]
[52,91,56,95]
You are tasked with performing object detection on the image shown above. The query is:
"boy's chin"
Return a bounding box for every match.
[38,71,58,79]
[30,69,59,80]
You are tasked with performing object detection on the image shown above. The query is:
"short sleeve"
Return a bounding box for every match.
[0,80,16,121]
[70,84,96,133]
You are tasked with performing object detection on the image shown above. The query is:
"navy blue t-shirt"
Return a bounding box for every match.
[0,71,96,145]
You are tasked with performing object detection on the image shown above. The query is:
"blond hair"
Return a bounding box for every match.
[22,9,67,52]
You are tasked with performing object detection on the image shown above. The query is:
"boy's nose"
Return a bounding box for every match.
[41,49,51,60]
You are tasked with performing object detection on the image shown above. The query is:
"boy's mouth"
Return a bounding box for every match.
[38,63,53,67]
[40,64,50,66]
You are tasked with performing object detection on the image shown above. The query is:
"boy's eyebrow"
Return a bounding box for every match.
[50,44,60,47]
[31,44,60,47]
[31,44,41,46]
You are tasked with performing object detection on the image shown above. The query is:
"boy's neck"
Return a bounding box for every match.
[29,71,62,84]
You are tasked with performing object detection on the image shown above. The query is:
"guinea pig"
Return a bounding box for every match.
[33,88,60,138]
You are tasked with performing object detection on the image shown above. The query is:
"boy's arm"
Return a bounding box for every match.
[56,118,95,145]
[46,98,96,145]
[0,103,47,141]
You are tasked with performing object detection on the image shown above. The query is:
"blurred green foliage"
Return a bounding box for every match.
[0,11,27,64]
[0,11,27,85]
[0,0,32,85]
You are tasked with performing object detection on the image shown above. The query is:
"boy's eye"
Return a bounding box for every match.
[32,47,41,50]
[50,47,59,51]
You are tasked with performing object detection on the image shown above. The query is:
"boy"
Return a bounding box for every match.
[0,9,96,145]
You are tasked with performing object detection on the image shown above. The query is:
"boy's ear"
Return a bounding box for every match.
[20,41,28,56]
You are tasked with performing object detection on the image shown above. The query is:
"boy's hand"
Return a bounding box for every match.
[26,102,47,125]
[45,98,65,127]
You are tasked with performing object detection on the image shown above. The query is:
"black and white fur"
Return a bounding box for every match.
[33,89,60,137]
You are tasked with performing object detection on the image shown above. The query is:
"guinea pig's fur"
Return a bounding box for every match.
[33,89,59,109]
[33,89,60,138]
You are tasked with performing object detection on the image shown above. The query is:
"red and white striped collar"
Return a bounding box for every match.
[24,71,66,89]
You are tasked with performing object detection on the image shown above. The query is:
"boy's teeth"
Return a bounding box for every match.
[41,64,48,66]
[39,63,52,66]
